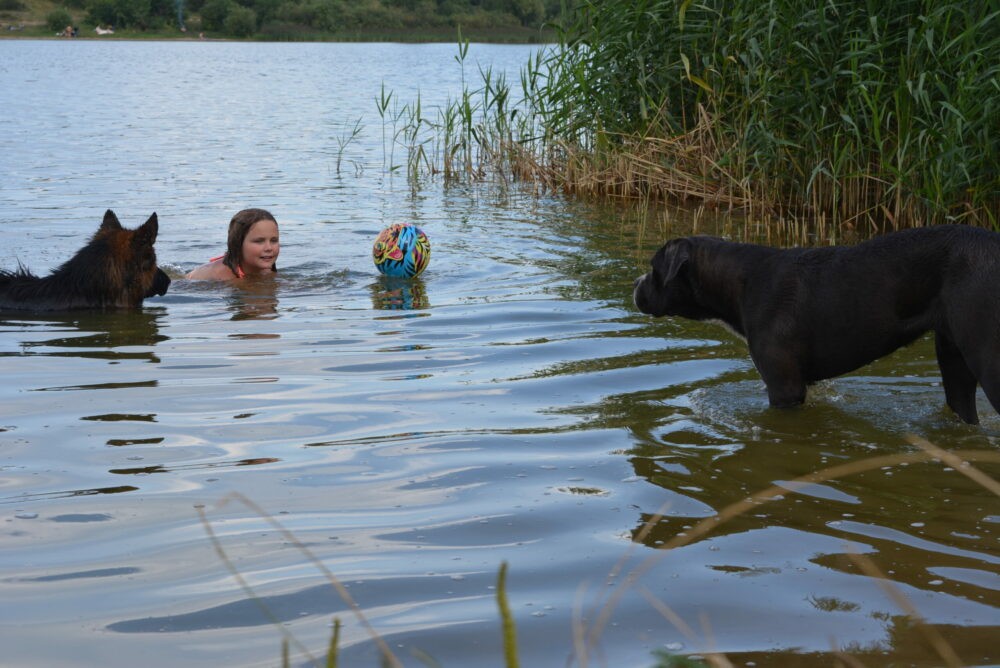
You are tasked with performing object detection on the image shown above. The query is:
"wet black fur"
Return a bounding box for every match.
[0,210,171,311]
[633,225,1000,424]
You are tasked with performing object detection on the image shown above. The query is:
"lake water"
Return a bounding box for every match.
[1,40,998,668]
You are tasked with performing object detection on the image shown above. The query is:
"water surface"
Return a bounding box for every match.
[1,40,998,667]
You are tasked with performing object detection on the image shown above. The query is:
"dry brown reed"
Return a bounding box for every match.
[198,440,998,667]
[844,546,963,668]
[196,493,403,668]
[577,442,1000,666]
[490,107,752,212]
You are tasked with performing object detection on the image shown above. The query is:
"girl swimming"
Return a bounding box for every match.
[186,208,280,280]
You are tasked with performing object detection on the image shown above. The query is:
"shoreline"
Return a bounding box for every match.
[0,22,555,44]
[0,33,554,44]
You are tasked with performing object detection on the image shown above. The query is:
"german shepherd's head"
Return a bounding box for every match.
[85,209,171,307]
[0,209,171,311]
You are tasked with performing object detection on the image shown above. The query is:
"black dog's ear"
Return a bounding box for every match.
[133,213,159,248]
[101,209,123,231]
[659,238,691,284]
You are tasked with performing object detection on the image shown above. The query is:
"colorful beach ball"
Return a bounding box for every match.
[372,223,431,278]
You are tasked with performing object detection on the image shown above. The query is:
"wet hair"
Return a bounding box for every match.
[223,208,278,275]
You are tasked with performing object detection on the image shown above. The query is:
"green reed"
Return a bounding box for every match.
[333,117,364,176]
[375,82,395,170]
[388,1,998,232]
[547,0,999,228]
[496,561,520,668]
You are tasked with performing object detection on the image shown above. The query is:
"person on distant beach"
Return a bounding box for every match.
[186,208,280,280]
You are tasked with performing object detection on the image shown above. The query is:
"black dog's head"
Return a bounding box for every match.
[633,238,700,318]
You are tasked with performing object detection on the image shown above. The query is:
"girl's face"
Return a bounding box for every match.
[241,219,279,275]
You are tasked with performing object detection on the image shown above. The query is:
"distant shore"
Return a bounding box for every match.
[0,20,554,44]
[1,33,552,44]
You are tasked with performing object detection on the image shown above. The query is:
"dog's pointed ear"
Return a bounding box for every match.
[101,209,123,231]
[133,213,159,247]
[660,238,691,284]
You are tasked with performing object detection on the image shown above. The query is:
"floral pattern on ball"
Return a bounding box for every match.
[373,223,431,278]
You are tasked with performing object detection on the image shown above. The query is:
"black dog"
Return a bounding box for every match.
[0,210,170,311]
[633,225,1000,424]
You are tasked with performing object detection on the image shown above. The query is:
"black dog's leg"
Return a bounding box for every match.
[969,332,1000,420]
[935,332,979,424]
[970,350,1000,420]
[752,349,807,408]
[763,378,807,408]
[979,375,1000,421]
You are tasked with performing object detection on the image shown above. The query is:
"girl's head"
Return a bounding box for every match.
[224,208,279,277]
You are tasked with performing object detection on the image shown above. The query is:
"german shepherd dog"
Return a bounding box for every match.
[0,210,171,311]
[634,225,1000,424]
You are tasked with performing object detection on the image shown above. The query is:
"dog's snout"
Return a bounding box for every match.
[149,268,171,297]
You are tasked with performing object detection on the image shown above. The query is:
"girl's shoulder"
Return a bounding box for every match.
[185,258,238,280]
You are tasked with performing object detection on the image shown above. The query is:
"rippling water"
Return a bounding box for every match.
[1,40,998,667]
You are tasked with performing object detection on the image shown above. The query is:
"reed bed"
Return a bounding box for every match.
[388,1,999,234]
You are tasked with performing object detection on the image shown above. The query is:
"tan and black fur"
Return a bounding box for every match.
[0,209,170,311]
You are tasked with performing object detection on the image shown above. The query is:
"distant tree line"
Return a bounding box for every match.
[54,0,563,37]
[51,0,179,31]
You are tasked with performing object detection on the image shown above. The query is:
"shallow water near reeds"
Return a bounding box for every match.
[1,40,998,667]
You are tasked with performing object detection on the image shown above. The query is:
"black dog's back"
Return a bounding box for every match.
[0,210,170,311]
[753,226,992,380]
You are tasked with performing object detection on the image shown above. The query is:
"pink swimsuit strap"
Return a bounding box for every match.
[210,255,245,278]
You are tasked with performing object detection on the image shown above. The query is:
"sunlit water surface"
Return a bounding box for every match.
[1,40,998,667]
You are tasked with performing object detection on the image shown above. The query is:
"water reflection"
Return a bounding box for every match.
[106,437,165,447]
[81,413,157,422]
[32,380,158,393]
[109,457,279,475]
[9,567,142,583]
[370,276,429,310]
[1,485,139,504]
[225,278,279,320]
[614,396,1000,663]
[107,581,349,633]
[0,309,166,363]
